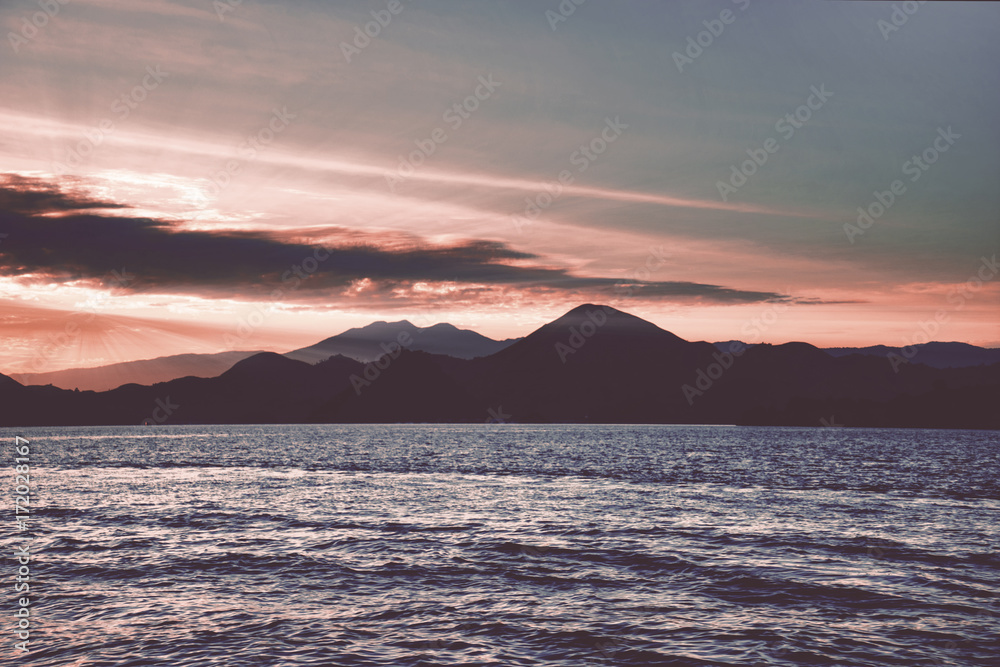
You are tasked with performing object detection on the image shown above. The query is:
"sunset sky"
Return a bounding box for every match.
[1,0,998,374]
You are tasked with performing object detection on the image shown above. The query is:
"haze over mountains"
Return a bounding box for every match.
[1,305,997,429]
[821,343,1000,369]
[714,342,1000,369]
[11,317,998,393]
[9,351,265,393]
[11,321,519,392]
[285,320,519,364]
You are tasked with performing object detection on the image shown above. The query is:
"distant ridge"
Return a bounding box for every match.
[7,321,518,391]
[8,350,264,392]
[823,342,1000,368]
[714,341,1000,369]
[284,319,518,364]
[2,305,997,428]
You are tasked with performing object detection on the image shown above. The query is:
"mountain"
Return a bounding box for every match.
[0,353,364,426]
[7,319,518,391]
[303,304,1000,428]
[284,320,518,363]
[2,305,997,429]
[8,350,265,392]
[319,350,484,423]
[823,342,1000,369]
[453,304,706,423]
[714,341,1000,369]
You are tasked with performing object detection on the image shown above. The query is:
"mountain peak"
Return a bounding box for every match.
[483,304,689,369]
[221,352,307,378]
[284,318,516,364]
[425,322,460,332]
[341,320,416,337]
[549,304,687,343]
[563,303,623,317]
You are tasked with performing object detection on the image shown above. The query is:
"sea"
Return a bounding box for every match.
[3,424,999,666]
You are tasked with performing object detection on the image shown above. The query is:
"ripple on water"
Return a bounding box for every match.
[4,424,999,666]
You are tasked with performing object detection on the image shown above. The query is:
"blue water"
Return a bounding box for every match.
[4,424,999,666]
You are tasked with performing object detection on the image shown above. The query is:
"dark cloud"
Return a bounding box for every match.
[0,174,127,216]
[616,281,789,304]
[0,174,796,305]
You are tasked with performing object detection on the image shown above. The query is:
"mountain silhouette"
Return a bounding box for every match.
[9,350,264,392]
[715,341,1000,369]
[459,304,711,423]
[1,304,997,428]
[9,320,518,392]
[822,342,1000,369]
[284,319,517,363]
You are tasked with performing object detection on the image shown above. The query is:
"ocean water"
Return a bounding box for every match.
[4,424,999,666]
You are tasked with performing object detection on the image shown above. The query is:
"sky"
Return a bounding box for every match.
[1,0,998,374]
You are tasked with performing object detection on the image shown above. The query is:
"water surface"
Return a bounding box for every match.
[5,424,999,665]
